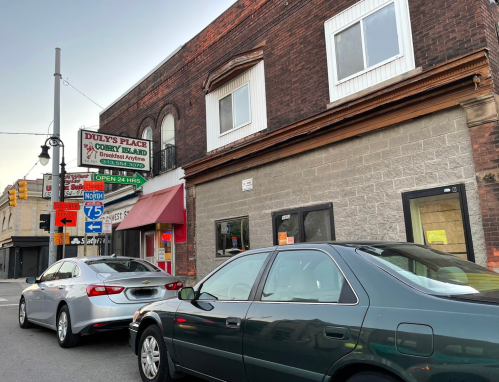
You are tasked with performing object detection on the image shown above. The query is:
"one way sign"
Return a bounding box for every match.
[85,221,102,234]
[55,211,77,227]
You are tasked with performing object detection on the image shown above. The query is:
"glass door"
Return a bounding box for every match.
[402,184,475,261]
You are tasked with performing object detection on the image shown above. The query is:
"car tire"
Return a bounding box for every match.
[19,297,33,329]
[138,325,171,382]
[57,305,80,348]
[346,371,400,382]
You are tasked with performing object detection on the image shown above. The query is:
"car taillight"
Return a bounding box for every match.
[165,281,183,291]
[86,285,125,297]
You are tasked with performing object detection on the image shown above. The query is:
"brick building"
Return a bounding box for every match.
[99,0,499,282]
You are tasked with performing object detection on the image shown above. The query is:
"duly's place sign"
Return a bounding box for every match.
[78,130,151,172]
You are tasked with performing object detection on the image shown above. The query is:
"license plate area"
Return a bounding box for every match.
[130,287,158,299]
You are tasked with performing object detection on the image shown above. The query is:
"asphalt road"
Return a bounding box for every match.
[0,281,203,382]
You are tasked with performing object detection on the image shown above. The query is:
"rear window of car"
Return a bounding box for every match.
[86,259,160,273]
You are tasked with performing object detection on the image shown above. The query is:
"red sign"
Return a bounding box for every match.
[53,202,80,211]
[84,181,105,191]
[55,210,78,227]
[84,201,103,206]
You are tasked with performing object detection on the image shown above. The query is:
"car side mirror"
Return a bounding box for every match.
[178,287,195,301]
[26,277,37,284]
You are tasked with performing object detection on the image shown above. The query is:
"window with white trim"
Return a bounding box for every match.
[161,114,175,148]
[325,0,415,102]
[205,61,267,152]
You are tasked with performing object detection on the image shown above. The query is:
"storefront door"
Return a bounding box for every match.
[402,184,474,261]
[144,232,155,263]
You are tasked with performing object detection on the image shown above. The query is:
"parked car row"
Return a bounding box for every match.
[20,242,499,382]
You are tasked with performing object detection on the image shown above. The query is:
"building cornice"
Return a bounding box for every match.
[184,49,492,185]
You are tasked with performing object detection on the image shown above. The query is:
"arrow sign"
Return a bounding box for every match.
[55,211,77,227]
[85,221,102,234]
[93,172,147,189]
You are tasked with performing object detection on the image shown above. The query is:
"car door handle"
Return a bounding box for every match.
[324,326,350,340]
[226,317,241,328]
[40,287,45,290]
[58,286,64,290]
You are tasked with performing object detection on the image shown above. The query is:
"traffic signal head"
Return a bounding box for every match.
[18,180,28,200]
[39,213,51,231]
[8,189,17,207]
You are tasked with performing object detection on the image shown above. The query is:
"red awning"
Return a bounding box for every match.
[117,184,184,230]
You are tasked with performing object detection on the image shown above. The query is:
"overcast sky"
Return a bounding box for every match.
[0,0,237,191]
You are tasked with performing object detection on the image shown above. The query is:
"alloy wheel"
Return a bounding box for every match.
[58,311,68,342]
[19,302,25,325]
[141,335,161,379]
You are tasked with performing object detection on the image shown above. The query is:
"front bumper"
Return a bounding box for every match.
[129,322,139,354]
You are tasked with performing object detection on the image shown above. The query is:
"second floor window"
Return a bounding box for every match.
[161,114,175,148]
[219,84,251,134]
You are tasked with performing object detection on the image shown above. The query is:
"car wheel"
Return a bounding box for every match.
[57,305,80,348]
[346,371,400,382]
[19,297,32,329]
[138,325,171,382]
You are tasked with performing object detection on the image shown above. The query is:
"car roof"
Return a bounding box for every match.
[73,256,145,263]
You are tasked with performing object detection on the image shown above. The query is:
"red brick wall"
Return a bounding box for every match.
[469,121,499,269]
[100,0,493,165]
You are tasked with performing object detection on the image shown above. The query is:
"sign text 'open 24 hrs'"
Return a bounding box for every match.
[77,129,151,172]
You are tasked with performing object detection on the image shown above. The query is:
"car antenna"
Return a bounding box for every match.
[111,253,116,257]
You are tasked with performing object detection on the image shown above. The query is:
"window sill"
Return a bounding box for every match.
[327,67,422,109]
[219,120,252,138]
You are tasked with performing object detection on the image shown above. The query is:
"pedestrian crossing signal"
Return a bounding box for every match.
[8,189,17,207]
[18,180,28,200]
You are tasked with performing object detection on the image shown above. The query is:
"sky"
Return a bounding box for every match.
[0,0,237,191]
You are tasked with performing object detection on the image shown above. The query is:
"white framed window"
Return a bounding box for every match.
[219,83,251,135]
[325,0,415,102]
[205,61,267,152]
[161,114,175,148]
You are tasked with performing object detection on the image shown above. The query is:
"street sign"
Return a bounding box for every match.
[84,181,105,191]
[84,203,104,220]
[85,221,102,233]
[93,172,147,189]
[53,202,79,211]
[54,232,70,245]
[83,191,105,201]
[55,210,78,227]
[102,215,112,233]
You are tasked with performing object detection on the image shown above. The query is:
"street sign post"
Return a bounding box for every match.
[93,172,147,189]
[85,221,102,234]
[84,203,104,220]
[55,211,77,227]
[53,202,79,211]
[83,191,105,201]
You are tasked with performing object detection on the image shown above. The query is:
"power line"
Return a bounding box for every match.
[24,161,39,178]
[0,132,48,135]
[63,78,104,109]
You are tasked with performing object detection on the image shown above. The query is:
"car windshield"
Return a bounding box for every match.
[357,244,499,296]
[86,259,160,273]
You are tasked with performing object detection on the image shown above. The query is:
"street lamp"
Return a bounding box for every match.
[39,136,66,261]
[38,136,66,204]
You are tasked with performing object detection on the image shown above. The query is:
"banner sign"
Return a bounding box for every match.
[69,236,111,246]
[42,173,93,199]
[78,129,151,172]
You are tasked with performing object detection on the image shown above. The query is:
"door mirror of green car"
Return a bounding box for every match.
[179,287,195,301]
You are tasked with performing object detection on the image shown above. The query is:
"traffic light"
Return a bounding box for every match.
[8,189,17,207]
[39,214,51,231]
[18,180,28,200]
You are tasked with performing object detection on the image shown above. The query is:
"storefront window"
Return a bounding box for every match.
[157,223,173,263]
[402,185,474,262]
[111,227,140,257]
[273,203,335,245]
[216,217,250,257]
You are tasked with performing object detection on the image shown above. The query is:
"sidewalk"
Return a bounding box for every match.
[0,278,28,284]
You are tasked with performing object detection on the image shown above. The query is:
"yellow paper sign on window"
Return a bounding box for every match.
[278,232,288,245]
[427,230,448,244]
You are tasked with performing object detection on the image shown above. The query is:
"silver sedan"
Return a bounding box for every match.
[18,256,184,348]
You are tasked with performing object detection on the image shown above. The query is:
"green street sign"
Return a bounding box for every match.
[93,172,147,189]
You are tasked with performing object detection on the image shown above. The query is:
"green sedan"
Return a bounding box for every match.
[129,242,499,382]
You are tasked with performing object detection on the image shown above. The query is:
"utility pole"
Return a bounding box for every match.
[48,48,61,266]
